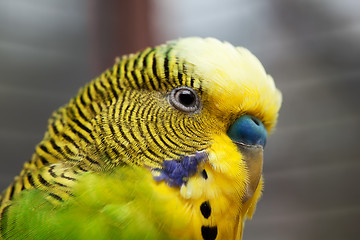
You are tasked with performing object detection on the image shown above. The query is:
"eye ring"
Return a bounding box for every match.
[169,87,200,113]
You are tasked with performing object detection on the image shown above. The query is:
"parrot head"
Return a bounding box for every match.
[64,37,281,239]
[0,37,281,240]
[90,37,281,193]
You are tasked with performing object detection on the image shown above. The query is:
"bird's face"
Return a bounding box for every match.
[94,38,281,202]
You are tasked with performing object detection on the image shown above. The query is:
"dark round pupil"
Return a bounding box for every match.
[178,90,195,106]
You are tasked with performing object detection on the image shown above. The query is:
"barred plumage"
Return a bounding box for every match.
[0,42,210,221]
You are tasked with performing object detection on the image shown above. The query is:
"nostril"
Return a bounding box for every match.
[251,116,260,126]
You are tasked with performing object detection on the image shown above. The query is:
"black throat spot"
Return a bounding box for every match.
[201,226,218,240]
[200,201,211,219]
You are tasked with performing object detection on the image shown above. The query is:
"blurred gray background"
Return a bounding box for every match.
[1,0,359,239]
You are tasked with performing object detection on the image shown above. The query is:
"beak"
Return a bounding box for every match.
[235,142,263,203]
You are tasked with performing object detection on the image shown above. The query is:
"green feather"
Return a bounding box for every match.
[2,167,186,240]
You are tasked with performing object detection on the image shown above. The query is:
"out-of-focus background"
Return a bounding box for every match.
[1,0,359,239]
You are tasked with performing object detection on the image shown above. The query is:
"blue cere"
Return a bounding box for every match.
[227,115,267,147]
[153,151,207,187]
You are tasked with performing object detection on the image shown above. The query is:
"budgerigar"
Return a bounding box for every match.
[0,37,282,240]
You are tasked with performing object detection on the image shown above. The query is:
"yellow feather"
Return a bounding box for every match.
[175,37,282,131]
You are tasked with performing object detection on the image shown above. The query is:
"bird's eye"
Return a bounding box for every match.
[169,87,200,113]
